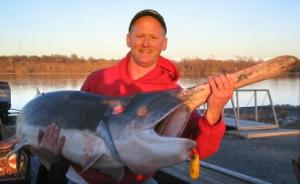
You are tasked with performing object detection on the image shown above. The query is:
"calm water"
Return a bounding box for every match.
[0,74,299,110]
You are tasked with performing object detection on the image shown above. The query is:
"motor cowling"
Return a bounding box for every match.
[0,81,11,125]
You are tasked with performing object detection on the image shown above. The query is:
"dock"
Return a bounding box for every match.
[225,118,300,139]
[224,89,300,139]
[155,161,271,184]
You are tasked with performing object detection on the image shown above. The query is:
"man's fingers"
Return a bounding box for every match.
[224,74,235,95]
[208,77,217,93]
[226,74,235,89]
[51,123,60,147]
[42,124,52,145]
[209,75,224,93]
[213,76,223,91]
[37,129,43,144]
[47,123,56,144]
[39,123,61,150]
[56,136,66,154]
[218,75,228,90]
[208,74,235,100]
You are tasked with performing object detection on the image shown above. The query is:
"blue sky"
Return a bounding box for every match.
[1,0,299,60]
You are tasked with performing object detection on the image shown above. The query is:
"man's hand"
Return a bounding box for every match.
[36,123,65,163]
[205,74,234,125]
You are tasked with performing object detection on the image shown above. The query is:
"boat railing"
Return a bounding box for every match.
[228,89,279,131]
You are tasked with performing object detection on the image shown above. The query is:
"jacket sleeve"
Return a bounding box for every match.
[81,76,91,92]
[81,72,97,92]
[182,111,225,159]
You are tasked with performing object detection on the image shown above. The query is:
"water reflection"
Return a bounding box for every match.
[0,74,299,110]
[0,74,87,110]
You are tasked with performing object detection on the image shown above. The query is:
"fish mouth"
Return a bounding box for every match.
[122,104,196,175]
[154,104,191,137]
[107,99,197,176]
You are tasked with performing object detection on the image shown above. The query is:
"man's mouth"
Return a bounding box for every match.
[139,49,152,54]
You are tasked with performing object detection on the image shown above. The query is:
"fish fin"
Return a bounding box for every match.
[36,88,41,96]
[81,154,103,173]
[95,120,121,161]
[101,167,125,181]
[66,166,89,184]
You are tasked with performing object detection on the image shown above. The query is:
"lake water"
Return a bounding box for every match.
[0,74,299,110]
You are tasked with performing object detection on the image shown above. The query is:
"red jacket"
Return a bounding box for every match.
[75,53,225,184]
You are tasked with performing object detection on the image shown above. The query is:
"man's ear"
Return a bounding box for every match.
[126,33,131,48]
[162,37,168,51]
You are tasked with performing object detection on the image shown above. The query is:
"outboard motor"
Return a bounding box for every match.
[0,83,30,183]
[0,82,11,140]
[0,81,11,125]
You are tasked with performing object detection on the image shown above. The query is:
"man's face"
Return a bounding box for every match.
[127,16,167,68]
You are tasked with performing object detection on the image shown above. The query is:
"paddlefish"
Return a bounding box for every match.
[13,55,298,180]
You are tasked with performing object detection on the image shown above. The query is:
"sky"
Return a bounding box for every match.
[0,0,299,60]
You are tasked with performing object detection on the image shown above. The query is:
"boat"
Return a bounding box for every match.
[0,81,30,183]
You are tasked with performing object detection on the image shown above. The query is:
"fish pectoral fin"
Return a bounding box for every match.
[81,154,103,173]
[66,166,89,184]
[101,167,125,182]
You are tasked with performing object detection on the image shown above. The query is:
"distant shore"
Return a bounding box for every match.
[1,55,299,77]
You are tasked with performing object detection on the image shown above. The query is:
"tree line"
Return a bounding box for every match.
[0,55,299,76]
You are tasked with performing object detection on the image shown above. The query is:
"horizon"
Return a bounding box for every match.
[0,53,273,61]
[1,0,299,60]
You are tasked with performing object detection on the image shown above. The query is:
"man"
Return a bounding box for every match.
[37,9,234,184]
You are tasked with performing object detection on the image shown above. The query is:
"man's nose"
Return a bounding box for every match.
[142,36,151,46]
